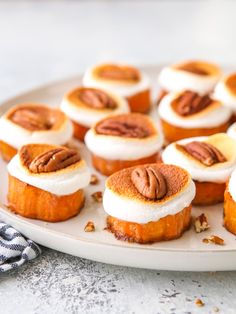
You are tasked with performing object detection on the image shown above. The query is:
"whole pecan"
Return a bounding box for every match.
[172,91,212,116]
[98,65,140,81]
[29,147,80,173]
[10,108,52,131]
[96,120,149,138]
[79,88,116,109]
[131,166,167,200]
[178,141,226,166]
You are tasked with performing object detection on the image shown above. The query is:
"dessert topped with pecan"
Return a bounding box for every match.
[176,141,227,166]
[171,91,213,116]
[174,60,220,77]
[94,64,140,83]
[7,104,66,131]
[19,144,83,174]
[95,113,156,139]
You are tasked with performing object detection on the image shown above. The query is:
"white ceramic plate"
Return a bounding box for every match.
[0,65,236,272]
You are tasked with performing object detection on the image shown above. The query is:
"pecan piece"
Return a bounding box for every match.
[29,147,80,173]
[79,88,116,109]
[131,166,167,200]
[96,120,148,138]
[178,141,226,166]
[10,108,52,131]
[98,65,140,81]
[194,213,210,233]
[84,221,95,232]
[91,191,103,203]
[90,174,99,185]
[195,298,205,307]
[172,91,212,116]
[202,235,224,245]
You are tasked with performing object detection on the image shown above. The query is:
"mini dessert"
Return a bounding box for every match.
[157,60,221,103]
[85,113,163,176]
[82,63,151,113]
[7,144,91,222]
[103,163,195,243]
[0,103,73,161]
[224,168,236,235]
[214,72,236,122]
[61,87,129,142]
[162,133,236,205]
[158,90,232,143]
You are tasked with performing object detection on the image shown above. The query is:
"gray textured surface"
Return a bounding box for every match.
[1,248,236,314]
[1,1,236,313]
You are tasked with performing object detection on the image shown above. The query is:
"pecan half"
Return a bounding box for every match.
[96,120,148,138]
[29,147,80,173]
[79,88,116,109]
[172,91,212,116]
[178,141,226,166]
[10,108,52,131]
[131,166,167,200]
[98,65,140,81]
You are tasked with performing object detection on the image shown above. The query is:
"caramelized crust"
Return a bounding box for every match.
[7,104,67,131]
[8,175,85,222]
[106,163,189,203]
[106,205,191,243]
[224,186,236,235]
[193,181,226,206]
[91,152,159,176]
[0,140,17,161]
[94,64,141,82]
[161,118,230,143]
[66,87,118,111]
[174,60,220,76]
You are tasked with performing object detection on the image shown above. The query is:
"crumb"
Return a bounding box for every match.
[90,174,99,185]
[84,221,95,232]
[213,306,219,312]
[194,213,210,233]
[202,235,224,245]
[195,298,205,307]
[91,191,103,202]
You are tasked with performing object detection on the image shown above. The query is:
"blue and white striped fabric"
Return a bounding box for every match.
[0,222,41,272]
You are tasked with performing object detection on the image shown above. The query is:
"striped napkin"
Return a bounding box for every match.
[0,222,41,272]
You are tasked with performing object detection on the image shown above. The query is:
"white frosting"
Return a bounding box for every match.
[158,66,220,94]
[162,137,236,183]
[85,126,163,161]
[227,123,236,141]
[0,116,73,150]
[214,78,236,113]
[60,91,129,127]
[158,92,232,128]
[103,180,195,224]
[228,169,236,202]
[82,64,150,97]
[8,154,91,196]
